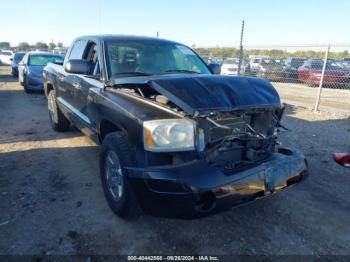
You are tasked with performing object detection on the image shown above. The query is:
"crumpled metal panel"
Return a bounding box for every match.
[114,74,281,114]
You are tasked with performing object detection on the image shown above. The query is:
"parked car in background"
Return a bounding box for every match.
[0,50,14,65]
[336,59,350,71]
[18,52,64,92]
[248,55,270,74]
[298,59,350,87]
[11,52,26,77]
[221,57,246,75]
[283,57,306,80]
[43,35,308,219]
[53,46,68,57]
[256,59,285,81]
[211,57,224,65]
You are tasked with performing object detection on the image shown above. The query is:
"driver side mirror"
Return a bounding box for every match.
[65,59,92,75]
[208,63,221,75]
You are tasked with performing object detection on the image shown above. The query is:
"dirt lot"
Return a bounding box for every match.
[0,65,350,256]
[274,81,350,115]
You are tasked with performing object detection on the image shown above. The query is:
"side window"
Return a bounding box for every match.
[82,42,100,76]
[68,40,87,60]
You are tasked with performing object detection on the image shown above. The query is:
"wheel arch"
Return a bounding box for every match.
[44,81,54,97]
[98,119,128,143]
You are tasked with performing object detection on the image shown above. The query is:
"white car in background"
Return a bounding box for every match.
[249,55,270,73]
[221,58,245,75]
[0,50,14,65]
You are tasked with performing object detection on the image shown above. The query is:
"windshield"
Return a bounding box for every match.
[28,55,63,66]
[14,53,25,63]
[105,41,210,78]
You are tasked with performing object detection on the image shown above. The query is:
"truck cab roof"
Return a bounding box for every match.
[74,34,181,45]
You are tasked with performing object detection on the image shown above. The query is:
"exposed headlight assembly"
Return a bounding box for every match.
[143,119,195,152]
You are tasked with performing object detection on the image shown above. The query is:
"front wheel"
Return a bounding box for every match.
[100,132,140,219]
[47,90,70,132]
[23,75,31,93]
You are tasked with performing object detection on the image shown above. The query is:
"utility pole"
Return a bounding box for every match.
[238,20,245,75]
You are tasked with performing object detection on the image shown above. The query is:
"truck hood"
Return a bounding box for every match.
[113,74,281,115]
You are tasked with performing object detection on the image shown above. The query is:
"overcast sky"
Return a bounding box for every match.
[1,0,349,48]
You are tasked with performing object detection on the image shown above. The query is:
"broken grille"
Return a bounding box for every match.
[209,115,250,143]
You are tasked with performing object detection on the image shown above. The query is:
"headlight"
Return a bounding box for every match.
[143,119,195,152]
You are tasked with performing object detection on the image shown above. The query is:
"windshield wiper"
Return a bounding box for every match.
[112,71,152,77]
[165,69,200,74]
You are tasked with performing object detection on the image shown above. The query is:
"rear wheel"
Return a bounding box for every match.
[47,90,70,132]
[100,132,140,219]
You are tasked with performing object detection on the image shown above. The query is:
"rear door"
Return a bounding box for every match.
[57,39,88,114]
[74,41,104,131]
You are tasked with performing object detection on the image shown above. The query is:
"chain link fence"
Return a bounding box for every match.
[194,44,350,114]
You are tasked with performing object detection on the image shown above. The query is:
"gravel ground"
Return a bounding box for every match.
[0,66,349,256]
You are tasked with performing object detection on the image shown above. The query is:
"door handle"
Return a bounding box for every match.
[72,82,81,89]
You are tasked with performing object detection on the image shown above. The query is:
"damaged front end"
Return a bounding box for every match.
[197,107,286,175]
[111,75,308,217]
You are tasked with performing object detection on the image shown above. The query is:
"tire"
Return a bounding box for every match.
[47,90,70,132]
[23,75,31,93]
[100,132,140,219]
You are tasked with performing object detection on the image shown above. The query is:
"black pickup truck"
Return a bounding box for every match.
[43,35,308,218]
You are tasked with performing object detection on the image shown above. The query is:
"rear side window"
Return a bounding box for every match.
[68,40,87,60]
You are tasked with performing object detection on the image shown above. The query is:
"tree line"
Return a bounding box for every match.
[2,41,349,59]
[192,47,350,59]
[0,41,64,51]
